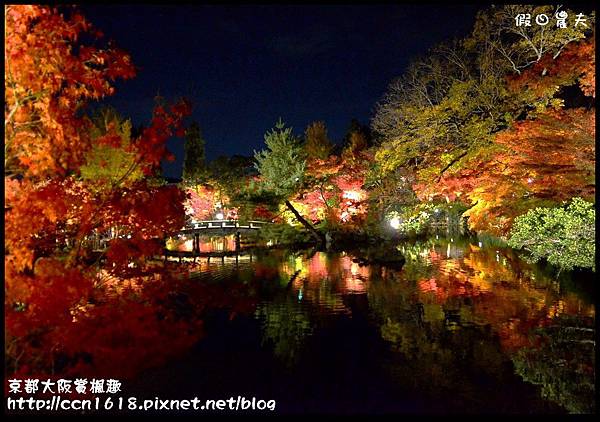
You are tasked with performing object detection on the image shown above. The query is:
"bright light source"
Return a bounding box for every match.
[389,217,401,229]
[215,212,224,220]
[343,190,362,201]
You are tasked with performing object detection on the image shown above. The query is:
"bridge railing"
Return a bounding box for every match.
[81,220,271,252]
[185,220,269,230]
[171,220,271,235]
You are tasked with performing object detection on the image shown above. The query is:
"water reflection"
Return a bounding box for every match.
[278,252,371,312]
[253,251,372,365]
[246,238,595,411]
[177,235,594,412]
[255,297,313,366]
[512,314,595,413]
[394,238,594,352]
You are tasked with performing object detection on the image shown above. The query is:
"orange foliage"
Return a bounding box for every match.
[409,242,590,352]
[493,108,595,202]
[417,107,595,235]
[299,154,370,225]
[5,5,136,178]
[184,184,242,222]
[3,5,217,380]
[509,37,595,98]
[184,185,218,221]
[416,38,595,235]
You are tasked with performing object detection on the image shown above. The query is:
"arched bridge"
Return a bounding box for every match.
[169,220,271,255]
[174,220,269,235]
[86,220,270,253]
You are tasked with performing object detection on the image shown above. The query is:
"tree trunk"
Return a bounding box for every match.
[285,200,325,244]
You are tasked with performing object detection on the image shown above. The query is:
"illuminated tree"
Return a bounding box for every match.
[365,165,418,220]
[373,13,595,236]
[254,119,324,243]
[372,6,594,206]
[287,154,371,229]
[371,37,510,185]
[468,5,594,75]
[208,155,255,206]
[80,107,143,189]
[416,106,595,235]
[304,120,333,160]
[5,5,196,378]
[508,198,595,272]
[4,4,136,179]
[342,131,368,162]
[184,184,218,221]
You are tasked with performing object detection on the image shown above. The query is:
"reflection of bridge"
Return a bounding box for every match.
[168,220,270,255]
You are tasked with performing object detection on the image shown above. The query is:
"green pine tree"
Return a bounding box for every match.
[182,121,207,184]
[254,119,324,243]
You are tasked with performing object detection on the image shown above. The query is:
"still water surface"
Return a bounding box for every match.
[132,235,595,414]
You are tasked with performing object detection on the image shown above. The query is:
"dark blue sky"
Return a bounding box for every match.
[81,4,481,178]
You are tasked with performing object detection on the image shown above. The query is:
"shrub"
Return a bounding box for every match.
[508,197,595,272]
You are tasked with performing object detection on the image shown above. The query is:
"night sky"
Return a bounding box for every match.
[81,4,481,178]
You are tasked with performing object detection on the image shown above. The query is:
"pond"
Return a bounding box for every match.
[129,234,595,414]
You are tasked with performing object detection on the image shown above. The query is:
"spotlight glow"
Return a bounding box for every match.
[343,190,362,201]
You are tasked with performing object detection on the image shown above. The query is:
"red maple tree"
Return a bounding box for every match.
[414,38,595,235]
[5,5,257,380]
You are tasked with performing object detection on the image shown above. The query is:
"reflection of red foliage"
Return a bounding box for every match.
[411,242,594,352]
[307,253,330,280]
[253,263,280,280]
[418,278,439,295]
